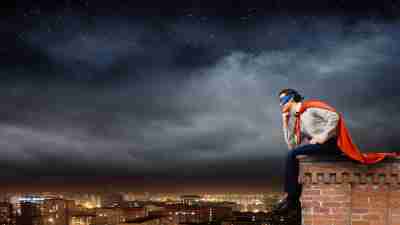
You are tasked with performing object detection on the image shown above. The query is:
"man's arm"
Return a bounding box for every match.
[282,112,295,150]
[305,108,339,144]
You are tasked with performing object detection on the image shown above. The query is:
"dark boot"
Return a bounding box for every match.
[273,197,301,215]
[271,196,288,211]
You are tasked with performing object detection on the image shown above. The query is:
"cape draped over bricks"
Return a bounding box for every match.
[295,99,399,164]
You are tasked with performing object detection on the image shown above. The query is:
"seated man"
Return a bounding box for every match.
[273,88,399,213]
[273,88,343,213]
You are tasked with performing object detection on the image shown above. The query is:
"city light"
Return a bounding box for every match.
[84,202,94,209]
[19,197,46,203]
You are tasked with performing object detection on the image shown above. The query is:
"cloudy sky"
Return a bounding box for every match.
[6,0,400,192]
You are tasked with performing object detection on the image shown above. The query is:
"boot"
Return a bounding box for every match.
[271,196,288,212]
[272,197,301,215]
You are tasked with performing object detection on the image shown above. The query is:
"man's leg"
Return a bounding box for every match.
[284,138,342,202]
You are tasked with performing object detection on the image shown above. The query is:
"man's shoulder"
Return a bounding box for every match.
[300,99,337,113]
[302,107,337,115]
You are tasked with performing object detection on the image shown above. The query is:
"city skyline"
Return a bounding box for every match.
[0,189,284,225]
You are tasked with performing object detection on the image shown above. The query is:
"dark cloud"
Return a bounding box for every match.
[4,10,400,190]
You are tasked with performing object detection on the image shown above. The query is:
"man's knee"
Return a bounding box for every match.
[289,144,317,157]
[287,148,301,158]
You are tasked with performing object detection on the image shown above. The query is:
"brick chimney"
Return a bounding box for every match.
[298,155,400,225]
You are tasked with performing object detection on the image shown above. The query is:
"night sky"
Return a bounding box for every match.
[6,0,400,192]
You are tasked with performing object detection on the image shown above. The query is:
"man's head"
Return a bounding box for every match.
[278,88,304,112]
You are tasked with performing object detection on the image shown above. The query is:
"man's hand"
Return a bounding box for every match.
[309,136,325,144]
[281,112,289,128]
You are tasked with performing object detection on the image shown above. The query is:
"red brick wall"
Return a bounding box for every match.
[298,155,400,225]
[389,185,400,225]
[301,183,351,225]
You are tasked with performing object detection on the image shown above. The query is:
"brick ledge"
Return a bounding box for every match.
[298,155,400,185]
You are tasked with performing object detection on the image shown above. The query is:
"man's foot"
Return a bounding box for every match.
[271,198,301,215]
[271,197,288,211]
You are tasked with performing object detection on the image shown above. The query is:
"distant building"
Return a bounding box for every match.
[175,206,208,224]
[120,201,143,208]
[41,198,75,225]
[121,201,167,218]
[101,193,124,208]
[70,210,96,225]
[16,202,42,225]
[0,202,14,225]
[118,215,170,225]
[173,203,232,224]
[69,207,96,225]
[93,207,124,225]
[214,202,241,212]
[208,204,233,222]
[121,207,146,221]
[70,215,93,225]
[180,195,201,206]
[221,211,269,225]
[144,204,165,217]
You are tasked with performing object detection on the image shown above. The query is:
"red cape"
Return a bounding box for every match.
[295,99,399,164]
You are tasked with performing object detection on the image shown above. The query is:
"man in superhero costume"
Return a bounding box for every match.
[272,88,399,213]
